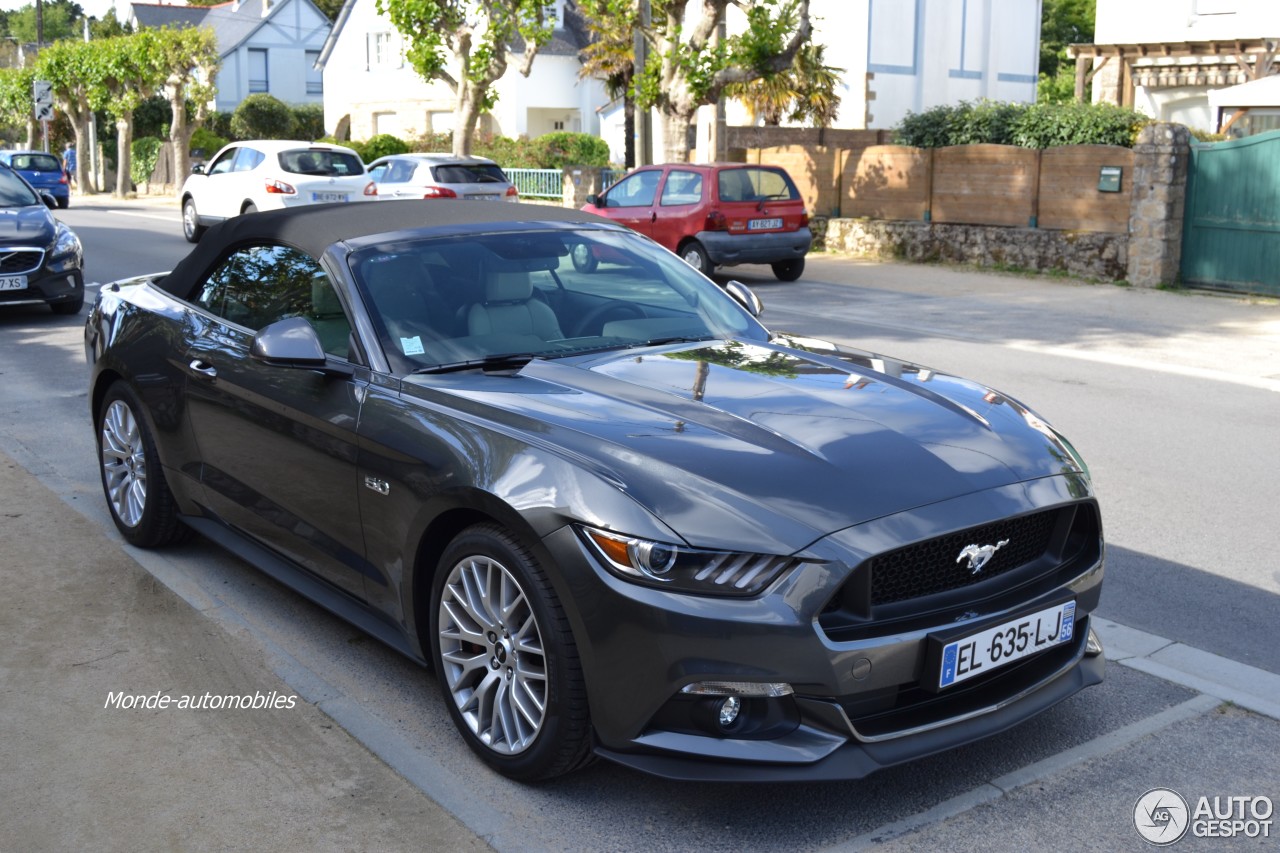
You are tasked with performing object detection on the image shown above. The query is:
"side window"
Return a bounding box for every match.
[193,245,352,357]
[388,160,417,182]
[604,170,659,208]
[660,170,703,206]
[233,147,266,172]
[206,149,238,176]
[368,163,388,182]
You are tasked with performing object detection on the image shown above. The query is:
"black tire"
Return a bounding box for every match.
[96,382,189,548]
[570,242,598,273]
[679,240,713,275]
[56,196,69,210]
[430,523,593,781]
[242,202,258,215]
[771,257,805,282]
[182,198,205,243]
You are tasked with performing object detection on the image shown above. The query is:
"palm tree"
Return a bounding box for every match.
[727,41,841,127]
[578,0,639,167]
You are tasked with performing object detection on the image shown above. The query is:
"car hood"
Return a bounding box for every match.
[0,205,56,244]
[405,337,1087,553]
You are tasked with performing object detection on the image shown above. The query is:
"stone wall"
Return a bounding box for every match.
[822,219,1128,281]
[1126,123,1192,288]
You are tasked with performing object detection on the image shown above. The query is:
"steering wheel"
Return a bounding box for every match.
[571,302,646,337]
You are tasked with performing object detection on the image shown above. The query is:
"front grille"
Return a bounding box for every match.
[869,510,1057,606]
[0,249,43,274]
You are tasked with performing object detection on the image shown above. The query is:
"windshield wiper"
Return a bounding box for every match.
[411,352,539,375]
[639,335,716,347]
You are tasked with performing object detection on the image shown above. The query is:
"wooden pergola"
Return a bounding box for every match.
[1067,38,1278,106]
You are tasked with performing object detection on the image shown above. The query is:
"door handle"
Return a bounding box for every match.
[188,358,217,380]
[649,211,656,223]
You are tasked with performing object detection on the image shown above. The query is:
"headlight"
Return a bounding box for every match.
[581,526,801,596]
[51,223,81,260]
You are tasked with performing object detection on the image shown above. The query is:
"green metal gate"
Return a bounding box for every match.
[1181,129,1280,296]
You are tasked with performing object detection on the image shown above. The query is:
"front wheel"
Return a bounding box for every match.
[570,242,598,273]
[431,523,593,781]
[97,382,189,547]
[771,257,805,282]
[680,241,713,275]
[182,198,205,243]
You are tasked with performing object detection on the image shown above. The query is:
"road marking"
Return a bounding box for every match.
[93,209,177,223]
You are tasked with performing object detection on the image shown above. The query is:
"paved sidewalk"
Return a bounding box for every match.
[0,453,489,852]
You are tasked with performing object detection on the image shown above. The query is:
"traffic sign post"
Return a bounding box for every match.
[33,80,53,151]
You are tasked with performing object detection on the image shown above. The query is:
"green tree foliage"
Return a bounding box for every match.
[1038,0,1095,104]
[726,41,840,127]
[154,25,221,184]
[89,8,132,39]
[32,40,96,190]
[7,0,82,43]
[533,131,610,167]
[231,93,297,139]
[376,0,555,156]
[190,126,228,159]
[88,31,162,196]
[894,100,1149,149]
[611,0,814,161]
[0,66,37,148]
[131,136,164,186]
[360,133,411,160]
[291,103,326,141]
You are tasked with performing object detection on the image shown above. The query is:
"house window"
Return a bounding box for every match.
[248,48,268,93]
[305,50,323,95]
[553,120,565,130]
[368,32,401,69]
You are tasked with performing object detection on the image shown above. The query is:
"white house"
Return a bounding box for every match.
[131,0,332,114]
[1081,0,1280,132]
[316,0,607,143]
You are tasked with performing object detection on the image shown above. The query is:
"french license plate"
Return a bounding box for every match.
[938,600,1076,689]
[466,194,500,201]
[310,192,349,203]
[748,218,783,230]
[0,275,27,291]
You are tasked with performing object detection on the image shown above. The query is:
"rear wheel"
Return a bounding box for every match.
[50,293,83,316]
[56,196,69,210]
[771,257,805,282]
[97,382,189,548]
[182,198,205,243]
[431,523,593,781]
[242,202,258,215]
[680,241,713,275]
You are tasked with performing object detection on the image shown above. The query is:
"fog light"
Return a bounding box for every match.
[1085,627,1104,657]
[681,681,793,697]
[718,696,741,727]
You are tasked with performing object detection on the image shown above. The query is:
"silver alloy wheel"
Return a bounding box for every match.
[183,201,197,238]
[100,400,147,528]
[682,246,706,271]
[438,554,548,755]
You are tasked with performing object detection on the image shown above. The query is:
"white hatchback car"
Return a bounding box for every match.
[180,140,377,242]
[366,153,519,201]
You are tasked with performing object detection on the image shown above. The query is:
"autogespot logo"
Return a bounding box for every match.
[1135,788,1190,845]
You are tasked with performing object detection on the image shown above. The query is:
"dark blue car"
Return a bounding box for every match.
[0,150,69,209]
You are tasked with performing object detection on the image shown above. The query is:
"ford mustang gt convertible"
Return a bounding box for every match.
[85,201,1103,782]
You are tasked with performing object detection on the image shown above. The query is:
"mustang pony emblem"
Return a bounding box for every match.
[957,540,1010,574]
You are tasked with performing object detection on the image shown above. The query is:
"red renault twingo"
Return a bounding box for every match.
[581,163,812,281]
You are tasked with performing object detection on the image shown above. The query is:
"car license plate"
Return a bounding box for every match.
[310,192,349,203]
[466,194,500,201]
[748,218,783,230]
[938,600,1076,688]
[0,275,27,291]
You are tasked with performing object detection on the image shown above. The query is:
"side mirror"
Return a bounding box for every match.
[585,193,600,207]
[251,316,328,368]
[190,163,206,175]
[723,280,763,318]
[40,192,57,210]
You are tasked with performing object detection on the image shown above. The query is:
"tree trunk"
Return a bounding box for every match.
[115,114,134,198]
[661,111,695,163]
[71,119,91,195]
[453,83,482,157]
[623,94,636,170]
[24,119,35,151]
[167,86,192,186]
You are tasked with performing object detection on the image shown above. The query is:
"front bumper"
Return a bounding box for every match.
[542,475,1104,781]
[698,227,812,266]
[0,266,84,309]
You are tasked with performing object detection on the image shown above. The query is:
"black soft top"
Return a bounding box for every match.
[161,199,607,299]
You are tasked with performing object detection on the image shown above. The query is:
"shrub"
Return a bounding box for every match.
[130,136,164,186]
[408,131,453,153]
[209,111,235,140]
[189,126,228,159]
[291,103,326,141]
[231,94,296,140]
[530,131,611,167]
[895,99,1150,149]
[359,133,409,161]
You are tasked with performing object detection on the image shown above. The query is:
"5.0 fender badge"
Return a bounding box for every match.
[957,539,1009,574]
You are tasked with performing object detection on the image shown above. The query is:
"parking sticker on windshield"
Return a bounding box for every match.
[400,336,425,356]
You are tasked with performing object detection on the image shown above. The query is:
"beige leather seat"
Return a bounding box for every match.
[466,264,563,341]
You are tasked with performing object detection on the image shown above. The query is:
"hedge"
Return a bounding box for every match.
[895,99,1151,149]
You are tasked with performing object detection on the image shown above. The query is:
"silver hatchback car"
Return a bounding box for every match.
[367,153,519,201]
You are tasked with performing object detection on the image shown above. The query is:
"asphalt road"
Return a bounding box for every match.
[2,198,1278,850]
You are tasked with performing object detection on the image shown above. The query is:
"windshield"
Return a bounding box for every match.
[431,163,508,184]
[350,228,768,374]
[279,149,364,176]
[0,167,39,207]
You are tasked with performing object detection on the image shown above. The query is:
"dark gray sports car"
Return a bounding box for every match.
[85,201,1103,782]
